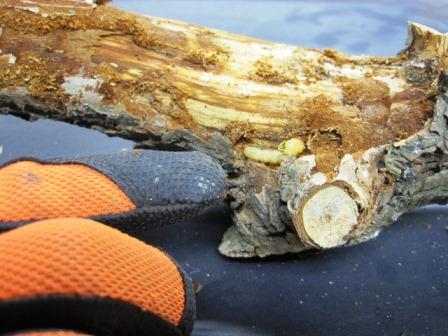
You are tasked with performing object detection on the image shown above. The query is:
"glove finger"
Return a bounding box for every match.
[0,149,227,233]
[0,218,195,336]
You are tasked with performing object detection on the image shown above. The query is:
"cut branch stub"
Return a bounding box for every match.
[293,182,359,249]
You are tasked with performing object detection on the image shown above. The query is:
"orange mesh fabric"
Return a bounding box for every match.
[0,161,136,222]
[0,218,186,326]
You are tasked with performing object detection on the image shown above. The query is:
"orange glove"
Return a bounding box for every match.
[0,218,195,336]
[0,150,226,233]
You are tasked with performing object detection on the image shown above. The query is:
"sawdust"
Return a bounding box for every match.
[0,6,195,126]
[224,121,255,145]
[251,60,297,85]
[322,48,403,67]
[299,85,432,174]
[0,7,161,51]
[183,49,222,70]
[341,78,390,107]
[0,55,67,107]
[301,95,371,174]
[94,62,194,127]
[388,97,434,139]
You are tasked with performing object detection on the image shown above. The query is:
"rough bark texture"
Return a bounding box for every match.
[0,0,447,257]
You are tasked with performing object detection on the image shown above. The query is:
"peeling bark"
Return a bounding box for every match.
[0,1,447,257]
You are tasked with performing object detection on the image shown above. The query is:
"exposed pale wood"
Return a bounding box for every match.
[0,1,447,257]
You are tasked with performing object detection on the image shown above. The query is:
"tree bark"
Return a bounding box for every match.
[0,0,447,257]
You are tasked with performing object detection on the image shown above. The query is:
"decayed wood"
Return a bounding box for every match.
[0,0,447,257]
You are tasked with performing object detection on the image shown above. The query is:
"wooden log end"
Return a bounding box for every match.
[293,183,359,249]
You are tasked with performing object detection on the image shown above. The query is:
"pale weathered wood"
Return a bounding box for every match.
[0,1,447,257]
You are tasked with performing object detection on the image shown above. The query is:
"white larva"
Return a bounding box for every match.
[278,138,305,156]
[244,146,284,165]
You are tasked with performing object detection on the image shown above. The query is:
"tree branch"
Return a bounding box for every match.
[0,1,447,257]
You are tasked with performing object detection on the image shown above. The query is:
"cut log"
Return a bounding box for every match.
[0,0,447,257]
